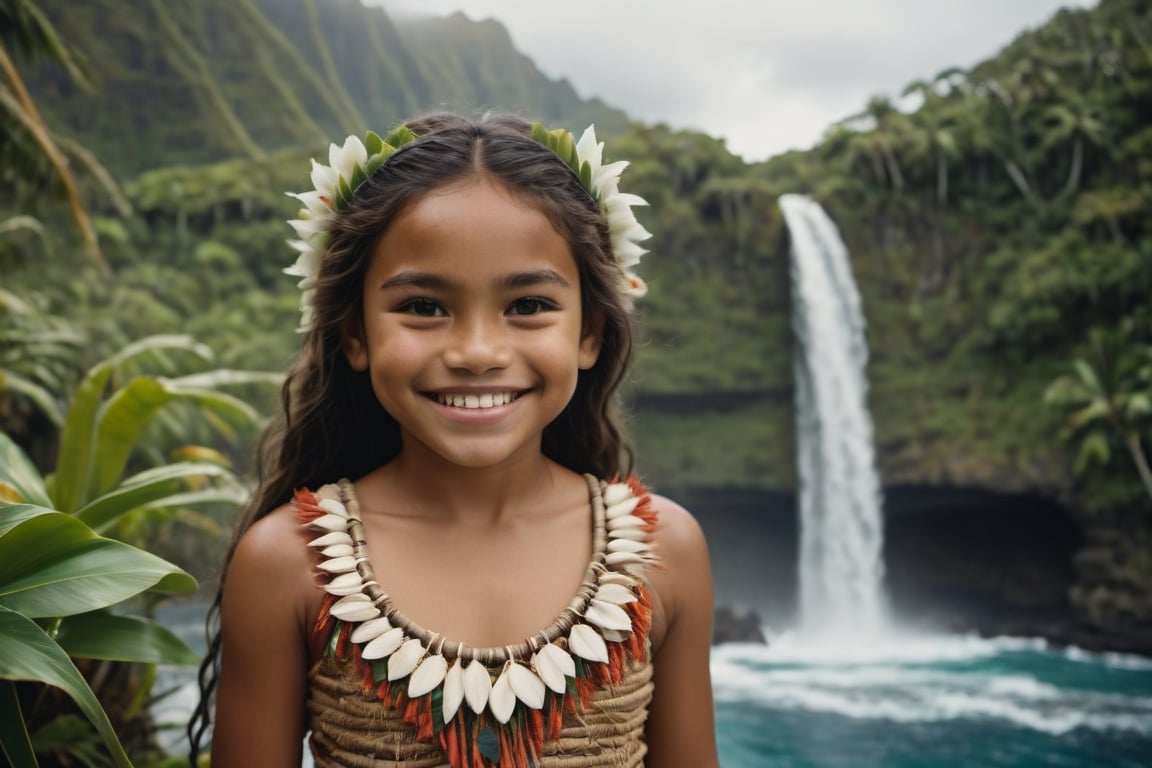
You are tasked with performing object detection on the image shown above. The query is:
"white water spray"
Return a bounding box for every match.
[779,194,886,640]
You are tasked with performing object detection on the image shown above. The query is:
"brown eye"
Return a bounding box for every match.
[398,298,446,317]
[508,297,556,316]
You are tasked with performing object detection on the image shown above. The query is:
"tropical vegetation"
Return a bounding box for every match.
[1,0,1150,762]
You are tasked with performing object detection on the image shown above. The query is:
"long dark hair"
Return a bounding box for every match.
[188,113,638,760]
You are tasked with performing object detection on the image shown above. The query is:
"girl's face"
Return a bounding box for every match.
[343,175,601,471]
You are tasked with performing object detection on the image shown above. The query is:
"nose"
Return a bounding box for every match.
[442,313,512,374]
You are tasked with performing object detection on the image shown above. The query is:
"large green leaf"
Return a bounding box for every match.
[0,680,38,768]
[0,367,64,425]
[54,335,211,514]
[56,610,199,665]
[74,461,235,532]
[0,430,51,507]
[0,506,196,619]
[0,607,131,768]
[90,378,259,499]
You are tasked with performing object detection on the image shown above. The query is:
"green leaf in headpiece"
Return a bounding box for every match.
[530,123,552,147]
[348,165,368,195]
[336,175,355,209]
[579,161,594,195]
[384,124,418,149]
[365,131,385,156]
[364,153,386,177]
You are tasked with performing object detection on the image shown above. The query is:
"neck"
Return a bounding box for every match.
[371,446,573,527]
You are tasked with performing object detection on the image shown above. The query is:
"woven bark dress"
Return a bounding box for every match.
[295,475,658,768]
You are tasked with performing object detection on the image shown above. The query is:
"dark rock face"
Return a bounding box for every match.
[882,485,1082,638]
[682,485,1152,652]
[713,606,767,645]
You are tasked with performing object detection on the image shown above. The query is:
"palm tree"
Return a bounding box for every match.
[1046,324,1152,505]
[0,0,124,273]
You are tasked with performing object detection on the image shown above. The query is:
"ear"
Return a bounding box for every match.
[578,313,603,371]
[342,317,369,372]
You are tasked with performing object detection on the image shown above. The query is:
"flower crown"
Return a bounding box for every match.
[285,123,651,332]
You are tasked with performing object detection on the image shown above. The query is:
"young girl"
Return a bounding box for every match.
[190,113,717,768]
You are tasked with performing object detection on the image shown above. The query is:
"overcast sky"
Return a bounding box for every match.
[372,1,1094,161]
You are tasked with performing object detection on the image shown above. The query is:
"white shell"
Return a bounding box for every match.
[601,628,630,643]
[408,654,449,697]
[508,663,546,709]
[387,638,425,680]
[533,644,574,693]
[311,513,348,532]
[442,660,464,722]
[318,497,348,517]
[320,544,354,558]
[602,483,632,505]
[330,595,379,622]
[362,627,405,660]
[349,616,392,644]
[318,555,358,573]
[569,624,609,664]
[463,659,492,714]
[490,666,517,724]
[605,551,645,567]
[607,538,648,554]
[309,531,352,548]
[605,496,640,518]
[585,599,632,632]
[599,572,639,588]
[323,571,365,596]
[606,514,647,531]
[594,583,638,605]
[607,527,646,541]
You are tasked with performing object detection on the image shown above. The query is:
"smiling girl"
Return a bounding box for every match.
[189,114,717,768]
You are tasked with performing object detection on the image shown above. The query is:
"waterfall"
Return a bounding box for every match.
[779,194,887,640]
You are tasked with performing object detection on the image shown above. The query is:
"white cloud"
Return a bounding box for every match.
[371,0,1094,160]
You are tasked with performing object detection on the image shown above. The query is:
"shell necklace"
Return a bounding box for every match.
[296,474,657,757]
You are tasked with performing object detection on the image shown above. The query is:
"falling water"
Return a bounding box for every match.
[779,193,886,640]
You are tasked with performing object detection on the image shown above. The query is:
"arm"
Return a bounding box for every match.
[644,495,719,768]
[210,507,311,768]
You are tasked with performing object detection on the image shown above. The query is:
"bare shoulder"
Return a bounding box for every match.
[643,493,713,650]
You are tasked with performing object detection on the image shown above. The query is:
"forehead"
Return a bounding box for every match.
[368,176,578,284]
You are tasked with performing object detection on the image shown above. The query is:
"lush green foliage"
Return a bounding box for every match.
[0,335,279,765]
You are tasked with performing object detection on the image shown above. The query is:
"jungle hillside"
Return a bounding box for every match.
[2,0,1152,761]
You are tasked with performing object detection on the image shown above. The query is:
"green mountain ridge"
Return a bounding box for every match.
[25,0,629,177]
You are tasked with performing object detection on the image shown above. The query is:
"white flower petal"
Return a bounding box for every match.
[569,624,609,664]
[387,638,425,680]
[442,660,464,722]
[463,660,492,714]
[408,654,449,698]
[508,663,545,710]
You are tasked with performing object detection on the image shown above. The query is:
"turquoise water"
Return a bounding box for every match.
[156,604,1152,766]
[713,634,1152,767]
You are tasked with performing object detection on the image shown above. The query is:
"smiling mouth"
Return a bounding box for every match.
[432,391,524,409]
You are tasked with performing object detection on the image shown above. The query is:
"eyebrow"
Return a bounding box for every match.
[379,269,570,291]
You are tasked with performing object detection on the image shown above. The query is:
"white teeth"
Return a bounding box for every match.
[437,392,517,409]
